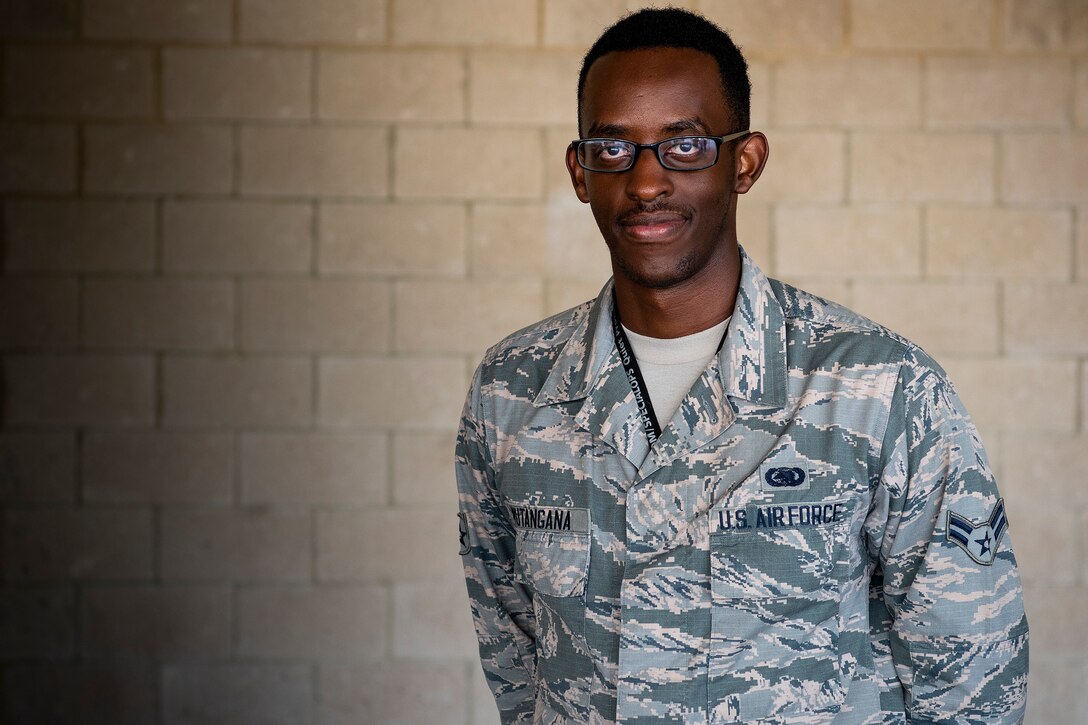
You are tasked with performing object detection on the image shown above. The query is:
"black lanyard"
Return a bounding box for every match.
[610,295,730,447]
[611,301,661,446]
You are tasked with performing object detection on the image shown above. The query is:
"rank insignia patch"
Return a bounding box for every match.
[946,498,1008,566]
[457,512,471,555]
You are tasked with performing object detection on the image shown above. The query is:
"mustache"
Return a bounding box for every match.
[617,203,691,223]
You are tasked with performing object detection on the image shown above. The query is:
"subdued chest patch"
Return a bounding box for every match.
[946,498,1007,565]
[759,461,811,492]
[508,504,590,533]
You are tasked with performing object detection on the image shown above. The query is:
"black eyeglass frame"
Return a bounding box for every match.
[570,130,752,173]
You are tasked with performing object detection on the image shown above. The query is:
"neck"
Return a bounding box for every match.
[613,244,741,339]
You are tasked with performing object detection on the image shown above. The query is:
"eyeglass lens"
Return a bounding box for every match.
[577,137,719,172]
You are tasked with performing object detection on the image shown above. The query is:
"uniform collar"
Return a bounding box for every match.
[533,246,788,410]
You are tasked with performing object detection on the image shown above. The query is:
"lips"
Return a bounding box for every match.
[619,212,688,241]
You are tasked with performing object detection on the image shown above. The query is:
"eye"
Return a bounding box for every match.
[598,143,629,159]
[666,137,706,157]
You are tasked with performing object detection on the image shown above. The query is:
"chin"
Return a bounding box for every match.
[615,255,699,290]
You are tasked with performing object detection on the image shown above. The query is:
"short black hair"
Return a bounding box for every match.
[577,7,750,136]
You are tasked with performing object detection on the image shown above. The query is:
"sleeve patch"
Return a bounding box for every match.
[946,498,1008,566]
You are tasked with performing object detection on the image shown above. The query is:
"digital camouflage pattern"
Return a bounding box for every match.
[456,249,1028,724]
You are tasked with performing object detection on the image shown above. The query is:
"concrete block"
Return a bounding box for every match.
[1080,208,1088,281]
[0,277,79,349]
[1003,434,1088,507]
[83,0,231,41]
[545,279,607,316]
[83,431,233,504]
[83,278,234,350]
[240,0,384,44]
[163,356,311,428]
[0,122,76,192]
[164,664,313,725]
[318,202,466,276]
[242,126,388,198]
[1002,133,1088,204]
[700,0,844,52]
[1007,504,1078,584]
[318,356,465,430]
[851,0,992,50]
[317,509,456,581]
[926,207,1071,279]
[392,581,479,658]
[543,0,625,48]
[164,48,311,120]
[471,661,502,725]
[470,51,580,125]
[1024,657,1088,725]
[1022,585,1088,656]
[4,355,153,426]
[4,508,153,581]
[854,281,999,354]
[4,45,154,118]
[1,0,78,39]
[241,432,387,505]
[393,0,536,46]
[545,126,581,199]
[942,359,1077,439]
[0,587,74,658]
[3,199,155,272]
[927,58,1071,129]
[1004,283,1088,354]
[395,279,544,355]
[80,585,231,657]
[395,127,543,201]
[736,203,772,269]
[84,124,232,194]
[241,278,390,352]
[319,50,465,122]
[0,432,76,503]
[2,664,158,725]
[470,200,610,280]
[163,200,311,274]
[774,57,922,128]
[1077,61,1088,128]
[851,132,994,203]
[318,661,467,725]
[237,585,386,658]
[776,278,851,308]
[775,206,921,278]
[393,431,458,506]
[161,508,310,581]
[746,131,846,204]
[1004,0,1088,51]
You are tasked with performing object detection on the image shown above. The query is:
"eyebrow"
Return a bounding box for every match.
[585,117,712,138]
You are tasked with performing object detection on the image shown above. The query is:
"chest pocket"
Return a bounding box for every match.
[708,500,850,723]
[508,503,590,598]
[514,529,589,597]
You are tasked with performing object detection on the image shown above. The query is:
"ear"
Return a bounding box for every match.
[733,132,769,194]
[566,143,590,203]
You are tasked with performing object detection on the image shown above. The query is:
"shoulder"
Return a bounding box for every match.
[480,300,589,369]
[770,277,947,380]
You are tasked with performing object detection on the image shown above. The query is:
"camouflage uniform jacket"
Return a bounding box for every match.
[456,249,1028,724]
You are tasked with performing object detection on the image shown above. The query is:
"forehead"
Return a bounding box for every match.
[580,47,731,137]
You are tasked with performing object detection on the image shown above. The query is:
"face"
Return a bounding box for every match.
[567,47,766,290]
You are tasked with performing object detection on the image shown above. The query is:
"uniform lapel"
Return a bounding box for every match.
[533,280,651,469]
[638,249,788,480]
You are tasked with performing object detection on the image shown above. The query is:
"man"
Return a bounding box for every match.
[455,8,1028,724]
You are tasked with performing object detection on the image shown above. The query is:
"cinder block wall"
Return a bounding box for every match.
[1,0,1085,722]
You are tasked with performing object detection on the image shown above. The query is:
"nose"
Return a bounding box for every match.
[624,146,673,202]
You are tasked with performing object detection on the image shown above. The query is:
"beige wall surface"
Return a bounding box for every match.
[1,0,1086,722]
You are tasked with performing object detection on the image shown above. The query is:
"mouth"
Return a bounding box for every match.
[619,212,688,241]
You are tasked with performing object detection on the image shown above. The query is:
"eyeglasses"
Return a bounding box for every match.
[570,130,751,173]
